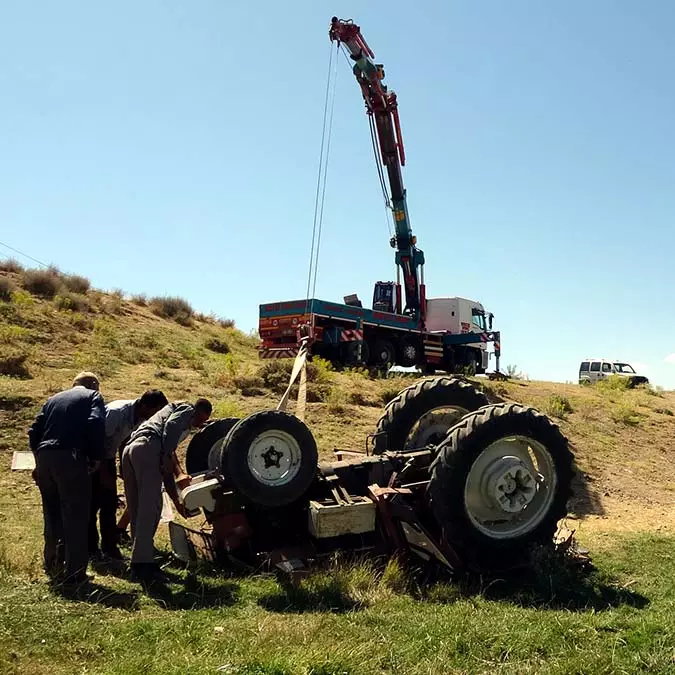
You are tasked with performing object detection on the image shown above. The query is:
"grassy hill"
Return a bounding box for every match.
[2,262,675,674]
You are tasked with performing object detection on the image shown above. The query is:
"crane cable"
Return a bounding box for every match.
[306,44,339,309]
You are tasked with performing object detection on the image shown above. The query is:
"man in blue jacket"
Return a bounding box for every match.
[28,371,105,584]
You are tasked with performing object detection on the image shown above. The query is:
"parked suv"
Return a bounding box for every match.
[578,359,649,387]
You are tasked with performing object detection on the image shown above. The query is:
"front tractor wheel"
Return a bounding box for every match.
[223,410,319,507]
[373,377,489,454]
[428,403,574,571]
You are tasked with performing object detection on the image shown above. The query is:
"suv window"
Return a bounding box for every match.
[590,362,601,372]
[602,363,612,373]
[580,361,590,372]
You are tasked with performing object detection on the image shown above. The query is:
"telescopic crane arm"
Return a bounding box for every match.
[329,17,426,321]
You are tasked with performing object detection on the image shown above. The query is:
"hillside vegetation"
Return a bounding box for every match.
[1,262,675,674]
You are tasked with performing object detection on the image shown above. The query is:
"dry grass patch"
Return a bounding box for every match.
[0,258,24,273]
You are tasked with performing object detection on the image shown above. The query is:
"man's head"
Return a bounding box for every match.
[72,371,100,391]
[191,398,212,428]
[135,389,169,422]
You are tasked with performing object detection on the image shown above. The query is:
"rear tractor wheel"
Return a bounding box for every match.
[185,418,240,475]
[373,376,489,454]
[428,403,574,571]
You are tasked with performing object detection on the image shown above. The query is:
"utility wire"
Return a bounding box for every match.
[0,240,49,268]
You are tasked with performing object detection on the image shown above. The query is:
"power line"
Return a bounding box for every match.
[0,240,49,268]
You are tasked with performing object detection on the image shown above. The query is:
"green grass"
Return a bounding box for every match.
[0,533,673,674]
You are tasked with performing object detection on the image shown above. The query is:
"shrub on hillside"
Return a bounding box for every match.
[0,348,30,378]
[150,295,194,325]
[54,292,91,313]
[61,273,90,294]
[596,375,631,393]
[258,359,324,393]
[544,394,573,419]
[131,294,147,306]
[205,337,230,354]
[216,317,235,329]
[0,277,15,302]
[0,259,24,274]
[22,268,62,299]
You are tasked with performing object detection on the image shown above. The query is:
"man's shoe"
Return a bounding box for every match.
[102,547,125,561]
[131,563,168,587]
[117,528,132,546]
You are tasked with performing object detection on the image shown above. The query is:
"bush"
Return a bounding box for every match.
[349,391,379,407]
[205,337,230,354]
[597,375,631,393]
[544,394,573,419]
[216,317,235,329]
[150,295,194,325]
[61,273,90,294]
[0,349,30,378]
[131,294,147,306]
[258,359,323,393]
[379,385,403,405]
[611,405,644,426]
[0,277,15,302]
[0,258,24,273]
[22,268,62,299]
[54,292,91,313]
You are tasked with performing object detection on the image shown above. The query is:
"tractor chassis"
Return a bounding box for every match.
[170,446,464,582]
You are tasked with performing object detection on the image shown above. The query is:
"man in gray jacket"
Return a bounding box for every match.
[121,398,212,583]
[89,389,168,561]
[28,372,105,584]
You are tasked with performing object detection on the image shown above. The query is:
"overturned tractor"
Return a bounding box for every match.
[173,378,574,577]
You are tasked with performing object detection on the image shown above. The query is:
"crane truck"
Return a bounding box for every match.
[259,17,502,375]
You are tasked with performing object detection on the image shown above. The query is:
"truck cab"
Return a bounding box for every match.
[425,297,493,372]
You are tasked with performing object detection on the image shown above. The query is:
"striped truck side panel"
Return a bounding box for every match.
[340,329,364,342]
[259,347,299,359]
[423,337,444,363]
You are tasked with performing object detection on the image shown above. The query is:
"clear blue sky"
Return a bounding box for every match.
[2,1,674,387]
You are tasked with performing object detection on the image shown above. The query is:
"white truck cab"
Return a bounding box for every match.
[578,359,649,387]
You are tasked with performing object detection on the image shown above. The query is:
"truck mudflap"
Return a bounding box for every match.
[259,346,300,359]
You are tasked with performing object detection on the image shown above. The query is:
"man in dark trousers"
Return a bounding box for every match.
[28,372,105,584]
[122,398,212,584]
[88,389,168,561]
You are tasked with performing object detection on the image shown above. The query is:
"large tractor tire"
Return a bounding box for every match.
[223,410,319,507]
[373,377,489,454]
[428,403,574,571]
[185,418,239,475]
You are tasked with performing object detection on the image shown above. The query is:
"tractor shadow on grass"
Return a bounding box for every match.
[257,575,363,614]
[425,549,649,613]
[139,567,240,610]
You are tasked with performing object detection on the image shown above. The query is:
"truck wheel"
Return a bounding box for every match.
[373,377,489,454]
[341,340,369,367]
[185,418,240,475]
[428,403,574,571]
[398,337,420,367]
[371,338,396,368]
[224,410,318,507]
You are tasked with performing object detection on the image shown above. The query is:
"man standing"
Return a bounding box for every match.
[28,372,105,584]
[122,398,212,583]
[89,389,168,561]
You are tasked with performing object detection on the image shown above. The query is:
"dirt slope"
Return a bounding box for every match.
[2,267,674,540]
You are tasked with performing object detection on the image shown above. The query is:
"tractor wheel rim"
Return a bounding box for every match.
[405,406,469,450]
[463,435,557,540]
[246,430,302,486]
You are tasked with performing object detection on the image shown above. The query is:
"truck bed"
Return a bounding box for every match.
[259,298,421,333]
